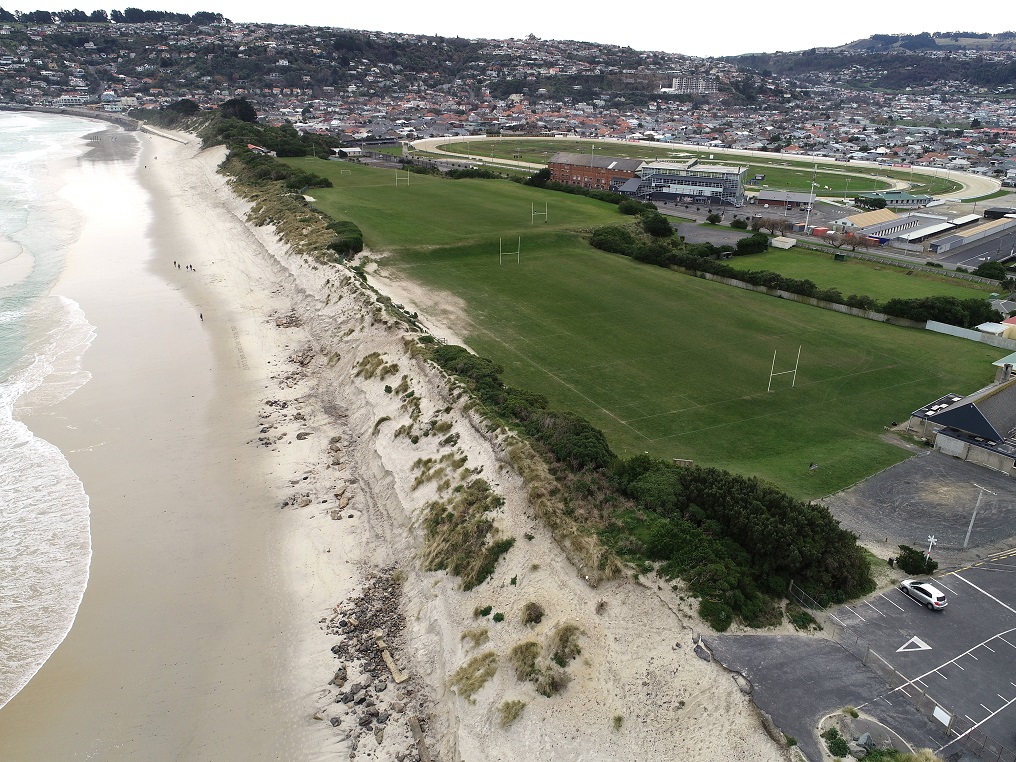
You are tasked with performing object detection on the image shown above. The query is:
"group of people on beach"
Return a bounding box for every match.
[172,260,202,320]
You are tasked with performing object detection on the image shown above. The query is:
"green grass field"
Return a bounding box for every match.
[433,139,962,197]
[287,158,1000,500]
[729,247,994,303]
[291,158,622,250]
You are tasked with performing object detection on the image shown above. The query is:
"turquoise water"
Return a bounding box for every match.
[0,112,100,708]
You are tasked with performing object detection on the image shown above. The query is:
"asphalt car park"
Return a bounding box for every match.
[830,556,1016,756]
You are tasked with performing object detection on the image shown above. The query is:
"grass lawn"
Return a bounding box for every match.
[435,139,963,196]
[287,157,622,250]
[728,247,994,303]
[286,159,999,500]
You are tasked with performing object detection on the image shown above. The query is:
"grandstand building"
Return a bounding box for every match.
[548,153,747,207]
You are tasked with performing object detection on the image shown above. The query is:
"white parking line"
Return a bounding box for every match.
[950,573,1016,614]
[982,644,995,653]
[981,704,991,713]
[845,606,866,622]
[864,601,885,616]
[1002,638,1016,650]
[999,694,1009,702]
[880,593,905,612]
[829,612,846,626]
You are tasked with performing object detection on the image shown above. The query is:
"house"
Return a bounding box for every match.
[908,373,1016,476]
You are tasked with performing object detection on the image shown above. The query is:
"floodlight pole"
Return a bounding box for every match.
[963,484,996,549]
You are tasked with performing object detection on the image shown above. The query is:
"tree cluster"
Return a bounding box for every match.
[595,234,996,329]
[611,457,875,629]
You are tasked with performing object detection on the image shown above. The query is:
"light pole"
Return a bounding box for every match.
[926,535,937,561]
[963,484,996,549]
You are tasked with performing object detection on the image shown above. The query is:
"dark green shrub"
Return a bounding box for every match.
[895,545,938,575]
[699,599,734,631]
[822,726,850,758]
[730,218,749,229]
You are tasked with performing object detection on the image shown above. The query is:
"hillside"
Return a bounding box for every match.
[727,32,1016,92]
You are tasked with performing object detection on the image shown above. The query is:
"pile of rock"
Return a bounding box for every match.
[318,566,431,761]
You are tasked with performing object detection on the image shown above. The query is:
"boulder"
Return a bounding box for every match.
[733,674,752,695]
[694,643,712,662]
[858,733,875,750]
[848,742,867,759]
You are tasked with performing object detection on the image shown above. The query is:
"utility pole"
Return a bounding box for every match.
[964,484,996,549]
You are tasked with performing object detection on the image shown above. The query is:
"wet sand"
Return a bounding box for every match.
[0,129,300,760]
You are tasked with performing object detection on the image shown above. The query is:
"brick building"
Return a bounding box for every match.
[548,152,644,192]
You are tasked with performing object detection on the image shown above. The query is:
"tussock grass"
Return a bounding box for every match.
[507,440,621,587]
[450,651,498,703]
[508,641,540,682]
[549,623,582,667]
[460,628,489,650]
[423,479,515,590]
[498,699,527,728]
[521,601,545,626]
[355,352,386,379]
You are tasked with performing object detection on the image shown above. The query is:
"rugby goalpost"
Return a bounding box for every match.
[532,202,548,224]
[499,237,520,265]
[395,170,411,187]
[767,346,801,392]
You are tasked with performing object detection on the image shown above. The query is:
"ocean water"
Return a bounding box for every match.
[0,112,102,708]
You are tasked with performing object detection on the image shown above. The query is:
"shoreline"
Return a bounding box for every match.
[2,121,793,761]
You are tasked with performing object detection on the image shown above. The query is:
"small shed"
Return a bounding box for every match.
[771,236,796,250]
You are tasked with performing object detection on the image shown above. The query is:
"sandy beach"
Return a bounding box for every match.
[0,122,795,761]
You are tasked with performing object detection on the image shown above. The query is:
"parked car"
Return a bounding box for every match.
[899,579,948,611]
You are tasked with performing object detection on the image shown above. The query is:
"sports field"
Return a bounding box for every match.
[431,139,962,197]
[728,247,994,303]
[287,158,1000,499]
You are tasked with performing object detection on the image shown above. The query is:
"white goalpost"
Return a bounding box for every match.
[767,346,801,392]
[395,170,411,187]
[499,237,520,265]
[531,202,548,224]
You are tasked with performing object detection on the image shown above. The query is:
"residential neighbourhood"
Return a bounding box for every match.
[1,17,1015,187]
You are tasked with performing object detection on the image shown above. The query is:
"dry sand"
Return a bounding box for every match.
[1,123,794,761]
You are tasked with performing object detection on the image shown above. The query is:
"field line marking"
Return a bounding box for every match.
[950,572,1016,615]
[452,314,650,439]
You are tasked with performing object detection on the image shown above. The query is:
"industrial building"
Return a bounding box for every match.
[908,371,1016,477]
